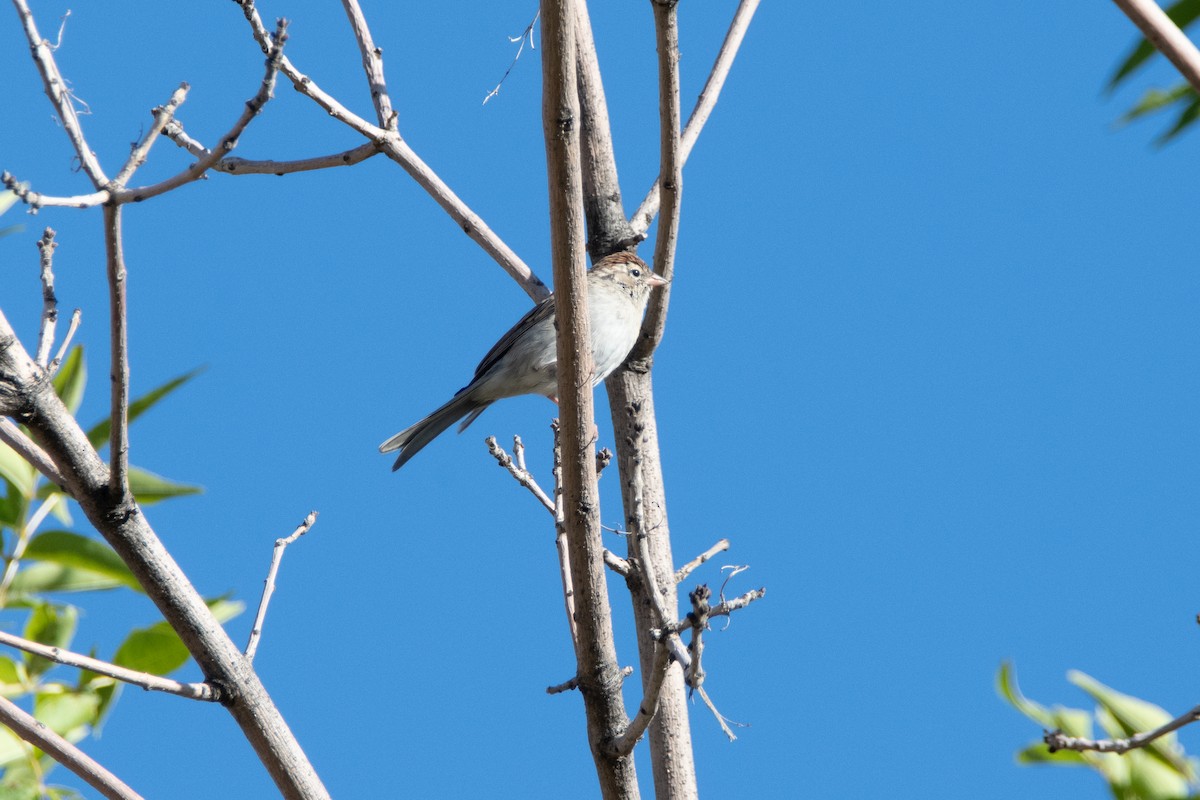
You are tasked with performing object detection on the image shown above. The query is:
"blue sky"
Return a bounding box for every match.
[2,1,1199,798]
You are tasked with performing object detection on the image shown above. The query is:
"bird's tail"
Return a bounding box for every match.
[379,391,485,471]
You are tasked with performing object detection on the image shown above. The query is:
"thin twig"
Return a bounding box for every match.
[486,435,554,513]
[630,0,761,235]
[694,684,742,742]
[604,641,672,756]
[49,309,81,376]
[658,587,767,637]
[246,511,318,662]
[340,0,397,128]
[104,204,130,497]
[11,0,108,187]
[1046,704,1200,754]
[483,11,539,104]
[34,227,59,366]
[0,630,217,702]
[0,694,144,800]
[685,584,710,692]
[118,21,289,204]
[161,120,379,174]
[230,0,549,301]
[551,421,578,646]
[1112,0,1200,93]
[0,419,66,487]
[676,538,731,583]
[114,84,190,187]
[0,492,60,606]
[0,172,108,211]
[629,0,683,363]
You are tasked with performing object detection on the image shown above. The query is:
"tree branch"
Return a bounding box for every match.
[1112,0,1200,92]
[103,204,130,497]
[231,0,549,301]
[0,418,66,488]
[0,694,144,800]
[630,0,761,235]
[11,0,109,186]
[34,227,59,367]
[629,0,683,364]
[0,630,218,702]
[339,0,397,129]
[542,1,638,795]
[246,511,318,663]
[675,538,730,583]
[1046,704,1200,754]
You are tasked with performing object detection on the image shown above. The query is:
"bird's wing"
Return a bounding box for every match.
[470,293,556,381]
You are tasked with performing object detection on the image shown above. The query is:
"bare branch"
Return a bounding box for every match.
[162,120,380,175]
[675,538,730,583]
[486,435,555,514]
[117,21,288,203]
[0,492,60,605]
[542,1,637,788]
[0,694,144,800]
[246,511,319,663]
[49,309,81,376]
[1112,0,1200,93]
[631,0,761,235]
[694,684,743,742]
[484,12,540,105]
[629,0,683,364]
[103,205,130,496]
[1046,704,1200,754]
[551,422,578,647]
[34,227,59,366]
[11,0,109,187]
[603,549,631,576]
[1,171,110,210]
[0,419,66,487]
[657,586,767,637]
[605,641,672,756]
[0,630,218,702]
[230,1,549,300]
[572,1,636,257]
[340,0,397,128]
[114,84,189,187]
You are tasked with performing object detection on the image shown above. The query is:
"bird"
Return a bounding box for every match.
[380,251,668,470]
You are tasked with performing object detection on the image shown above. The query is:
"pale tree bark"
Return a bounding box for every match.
[541,1,641,796]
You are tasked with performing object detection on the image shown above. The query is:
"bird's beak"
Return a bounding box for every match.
[646,272,669,288]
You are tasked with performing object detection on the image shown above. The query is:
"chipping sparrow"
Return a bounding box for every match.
[380,251,667,470]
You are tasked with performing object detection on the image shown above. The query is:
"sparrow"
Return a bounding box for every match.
[380,252,667,470]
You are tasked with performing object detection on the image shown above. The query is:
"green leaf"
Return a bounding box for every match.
[1071,671,1195,781]
[0,191,17,217]
[0,725,30,771]
[997,661,1092,734]
[1121,84,1196,124]
[33,690,100,741]
[1109,0,1200,89]
[0,441,36,502]
[22,603,76,677]
[87,366,205,448]
[50,347,85,417]
[114,597,243,676]
[1156,94,1200,144]
[23,531,141,592]
[127,466,202,505]
[7,563,126,597]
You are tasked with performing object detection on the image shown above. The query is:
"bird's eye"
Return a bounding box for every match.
[631,269,641,277]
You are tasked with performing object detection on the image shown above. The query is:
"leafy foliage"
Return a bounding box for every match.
[1110,0,1200,144]
[0,349,237,798]
[999,662,1200,799]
